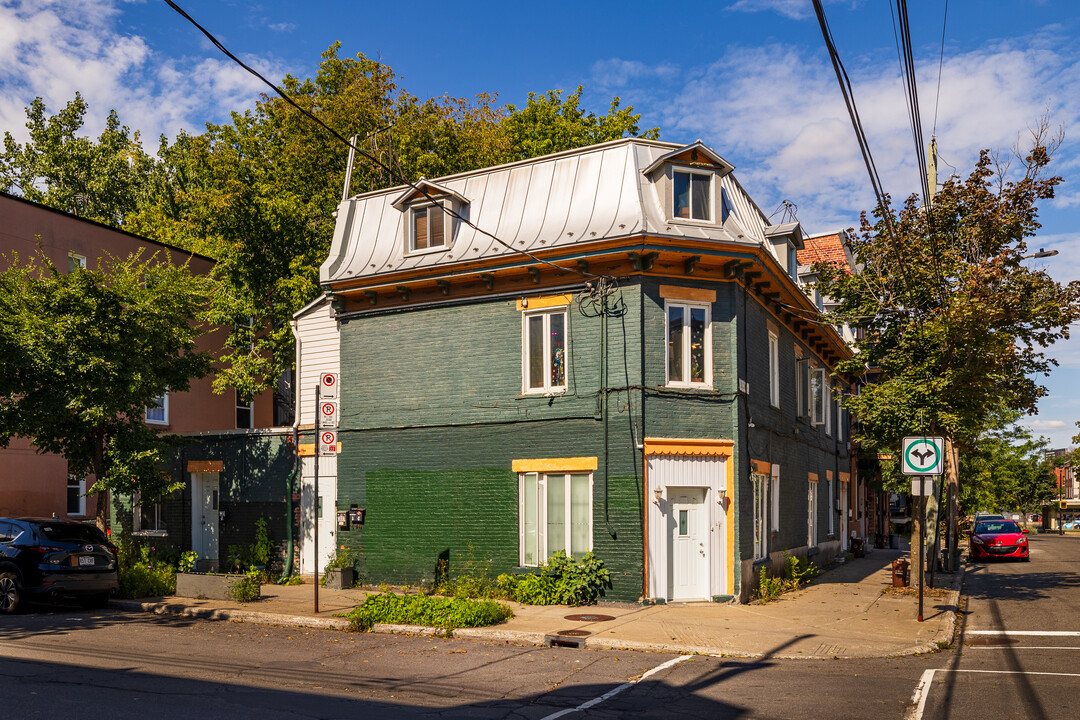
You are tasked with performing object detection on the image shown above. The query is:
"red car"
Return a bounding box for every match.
[968,519,1030,562]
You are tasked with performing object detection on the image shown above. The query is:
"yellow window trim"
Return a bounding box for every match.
[826,470,834,481]
[750,459,771,474]
[808,472,819,483]
[644,437,734,457]
[659,285,717,303]
[516,293,573,311]
[839,472,851,483]
[513,456,598,473]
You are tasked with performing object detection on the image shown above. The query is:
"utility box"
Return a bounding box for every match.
[336,510,349,530]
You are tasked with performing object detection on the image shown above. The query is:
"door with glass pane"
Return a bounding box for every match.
[670,488,709,600]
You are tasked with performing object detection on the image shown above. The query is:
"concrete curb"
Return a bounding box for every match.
[111,599,351,631]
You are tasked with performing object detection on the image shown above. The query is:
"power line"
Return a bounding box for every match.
[162,0,602,283]
[933,0,949,136]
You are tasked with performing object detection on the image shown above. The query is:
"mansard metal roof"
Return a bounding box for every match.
[322,137,774,285]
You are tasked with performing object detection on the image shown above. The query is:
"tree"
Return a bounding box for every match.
[815,124,1080,466]
[0,250,214,525]
[0,94,156,228]
[960,422,1055,516]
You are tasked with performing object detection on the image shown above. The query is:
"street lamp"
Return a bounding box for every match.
[1022,249,1059,259]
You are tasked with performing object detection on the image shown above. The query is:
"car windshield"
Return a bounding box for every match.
[975,521,1021,534]
[38,523,108,544]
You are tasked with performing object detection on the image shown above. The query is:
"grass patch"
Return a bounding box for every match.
[343,592,513,632]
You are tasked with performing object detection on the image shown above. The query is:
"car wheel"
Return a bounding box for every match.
[0,572,21,614]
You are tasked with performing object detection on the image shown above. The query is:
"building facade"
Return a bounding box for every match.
[308,139,856,601]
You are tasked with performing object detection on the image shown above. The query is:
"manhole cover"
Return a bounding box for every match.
[557,629,592,637]
[564,614,616,622]
[965,637,1018,646]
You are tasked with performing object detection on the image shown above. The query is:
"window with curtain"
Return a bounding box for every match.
[673,170,712,221]
[666,302,710,387]
[519,472,592,566]
[523,308,567,393]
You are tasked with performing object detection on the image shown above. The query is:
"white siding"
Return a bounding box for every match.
[294,298,340,427]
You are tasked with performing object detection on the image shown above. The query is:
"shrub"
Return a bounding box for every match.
[117,543,176,598]
[178,551,198,574]
[226,569,262,603]
[343,591,512,632]
[496,552,611,606]
[279,575,305,586]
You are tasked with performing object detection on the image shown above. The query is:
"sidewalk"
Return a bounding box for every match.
[112,547,961,660]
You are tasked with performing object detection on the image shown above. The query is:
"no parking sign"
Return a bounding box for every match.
[318,430,337,456]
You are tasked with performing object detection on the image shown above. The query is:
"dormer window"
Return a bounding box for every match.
[411,205,446,251]
[673,170,712,221]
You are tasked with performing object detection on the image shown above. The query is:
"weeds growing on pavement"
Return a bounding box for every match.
[343,592,513,632]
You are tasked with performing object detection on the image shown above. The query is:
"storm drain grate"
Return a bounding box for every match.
[545,632,588,649]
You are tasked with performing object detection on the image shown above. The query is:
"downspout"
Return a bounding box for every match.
[279,316,303,582]
[601,287,616,538]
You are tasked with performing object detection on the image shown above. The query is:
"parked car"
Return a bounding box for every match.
[967,519,1030,562]
[0,518,119,612]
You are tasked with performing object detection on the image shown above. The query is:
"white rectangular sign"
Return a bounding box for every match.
[319,372,339,399]
[910,477,936,496]
[318,429,337,456]
[319,399,339,428]
[901,436,945,476]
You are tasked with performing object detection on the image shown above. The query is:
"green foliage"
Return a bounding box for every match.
[813,123,1080,482]
[752,553,820,603]
[960,423,1055,515]
[116,542,177,598]
[754,567,786,603]
[343,591,513,632]
[432,543,502,599]
[249,518,274,567]
[495,552,612,606]
[279,575,305,586]
[226,568,263,603]
[783,553,820,585]
[324,546,359,572]
[177,550,198,574]
[0,250,214,518]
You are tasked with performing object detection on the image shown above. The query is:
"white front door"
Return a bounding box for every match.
[300,466,337,576]
[670,488,709,601]
[191,473,220,566]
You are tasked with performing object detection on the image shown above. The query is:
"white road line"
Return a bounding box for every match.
[540,655,692,720]
[967,630,1080,636]
[907,669,936,720]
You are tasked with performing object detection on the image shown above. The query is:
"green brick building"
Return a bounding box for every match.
[309,139,856,602]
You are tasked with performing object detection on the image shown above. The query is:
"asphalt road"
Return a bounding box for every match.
[1,534,1076,719]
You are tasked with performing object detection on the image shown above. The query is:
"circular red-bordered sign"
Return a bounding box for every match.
[321,402,336,416]
[321,373,337,387]
[321,431,335,445]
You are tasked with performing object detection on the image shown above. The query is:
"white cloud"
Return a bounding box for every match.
[0,0,286,147]
[1028,419,1067,431]
[725,0,815,21]
[589,58,679,91]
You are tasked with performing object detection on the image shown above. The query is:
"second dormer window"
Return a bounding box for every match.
[673,170,711,221]
[411,205,445,251]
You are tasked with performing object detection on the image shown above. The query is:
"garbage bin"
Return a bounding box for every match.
[852,537,866,558]
[892,558,910,588]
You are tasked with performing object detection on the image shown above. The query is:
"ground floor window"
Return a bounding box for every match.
[66,474,86,516]
[519,471,592,566]
[752,472,768,559]
[133,494,167,536]
[808,478,819,548]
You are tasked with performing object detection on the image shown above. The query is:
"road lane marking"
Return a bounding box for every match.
[908,667,1080,719]
[539,655,692,720]
[967,630,1080,636]
[969,646,1080,650]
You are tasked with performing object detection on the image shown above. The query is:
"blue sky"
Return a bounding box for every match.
[2,0,1078,447]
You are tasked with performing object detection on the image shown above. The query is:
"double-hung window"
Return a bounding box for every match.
[410,204,446,252]
[523,308,567,393]
[795,356,809,418]
[666,302,711,387]
[146,392,168,425]
[673,170,711,221]
[810,367,829,426]
[67,474,86,516]
[236,390,254,429]
[132,493,166,536]
[768,330,780,407]
[519,471,592,566]
[808,476,819,548]
[770,465,780,533]
[752,472,768,559]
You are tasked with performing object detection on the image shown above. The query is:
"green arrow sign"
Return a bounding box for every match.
[902,436,945,476]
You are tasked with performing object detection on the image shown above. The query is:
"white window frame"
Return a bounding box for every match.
[795,356,809,418]
[68,252,87,273]
[522,307,568,394]
[66,474,86,516]
[827,474,835,536]
[808,477,819,548]
[752,472,768,560]
[825,380,833,437]
[770,465,780,533]
[810,367,828,425]
[236,390,254,429]
[518,471,593,566]
[145,392,169,425]
[407,202,449,254]
[768,331,780,408]
[132,493,167,537]
[665,301,712,388]
[672,169,713,222]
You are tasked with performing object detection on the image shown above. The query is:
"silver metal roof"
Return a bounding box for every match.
[321,138,779,284]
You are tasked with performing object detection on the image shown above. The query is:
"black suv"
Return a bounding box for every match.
[0,518,119,612]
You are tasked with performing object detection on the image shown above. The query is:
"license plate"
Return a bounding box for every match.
[78,556,95,566]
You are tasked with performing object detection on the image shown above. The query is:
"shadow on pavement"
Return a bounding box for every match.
[0,605,200,640]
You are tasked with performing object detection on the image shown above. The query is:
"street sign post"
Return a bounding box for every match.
[902,436,945,476]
